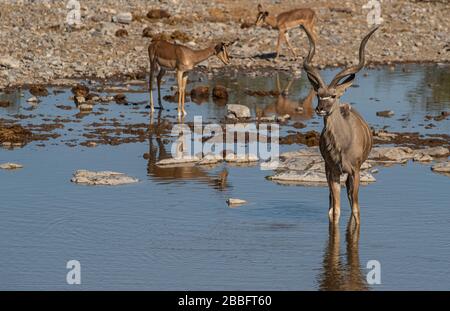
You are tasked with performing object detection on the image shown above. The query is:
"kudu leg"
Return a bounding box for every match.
[156,68,166,109]
[326,165,341,223]
[329,172,341,224]
[326,165,334,220]
[350,170,361,226]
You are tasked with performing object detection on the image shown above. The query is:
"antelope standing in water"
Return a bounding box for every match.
[302,25,379,225]
[148,40,232,116]
[255,4,317,59]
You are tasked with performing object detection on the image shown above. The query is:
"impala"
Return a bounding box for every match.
[255,4,317,59]
[148,39,232,116]
[302,25,379,225]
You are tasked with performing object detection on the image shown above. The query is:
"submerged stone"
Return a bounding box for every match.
[71,170,138,185]
[431,162,450,174]
[0,162,23,169]
[226,198,247,207]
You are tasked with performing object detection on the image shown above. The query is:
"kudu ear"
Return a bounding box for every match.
[334,74,355,96]
[258,4,263,12]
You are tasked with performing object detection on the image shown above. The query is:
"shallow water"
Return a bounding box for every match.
[0,64,449,290]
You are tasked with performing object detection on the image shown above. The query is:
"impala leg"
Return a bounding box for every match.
[275,31,284,59]
[284,31,297,58]
[176,71,183,118]
[181,73,188,116]
[149,62,155,114]
[350,170,361,226]
[156,68,166,109]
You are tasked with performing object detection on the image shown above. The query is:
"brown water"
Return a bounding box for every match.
[0,64,449,290]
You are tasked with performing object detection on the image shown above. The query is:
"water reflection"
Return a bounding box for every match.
[409,65,450,111]
[0,89,22,114]
[318,220,368,291]
[146,111,229,190]
[257,74,316,121]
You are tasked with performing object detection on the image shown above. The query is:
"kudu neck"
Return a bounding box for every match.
[324,102,344,126]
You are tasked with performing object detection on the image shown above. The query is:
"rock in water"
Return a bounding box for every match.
[431,162,450,173]
[0,162,23,169]
[267,171,376,185]
[376,110,395,117]
[227,198,247,206]
[226,104,251,118]
[71,170,138,185]
[190,86,209,99]
[212,85,228,99]
[156,156,200,166]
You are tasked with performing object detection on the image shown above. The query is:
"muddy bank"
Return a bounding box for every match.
[0,0,449,88]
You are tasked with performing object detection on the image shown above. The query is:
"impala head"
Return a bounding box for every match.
[301,25,379,117]
[255,4,269,26]
[214,41,234,65]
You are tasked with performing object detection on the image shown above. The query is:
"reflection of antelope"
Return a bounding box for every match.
[319,221,368,291]
[148,40,232,117]
[146,113,228,190]
[302,25,379,225]
[255,4,317,59]
[259,74,316,121]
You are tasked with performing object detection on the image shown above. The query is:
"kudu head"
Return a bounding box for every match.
[255,4,269,26]
[302,25,379,117]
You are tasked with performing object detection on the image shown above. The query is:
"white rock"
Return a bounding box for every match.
[260,159,282,170]
[226,198,247,206]
[268,171,328,184]
[71,170,138,185]
[225,153,258,163]
[79,103,93,111]
[370,147,414,162]
[431,162,450,173]
[0,162,23,169]
[113,12,132,24]
[276,114,290,122]
[226,104,251,118]
[0,56,20,69]
[360,161,372,170]
[26,96,38,103]
[280,147,321,159]
[197,154,223,165]
[268,170,376,185]
[413,153,433,162]
[156,156,200,166]
[415,146,448,157]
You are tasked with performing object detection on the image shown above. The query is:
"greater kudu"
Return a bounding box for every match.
[302,25,379,225]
